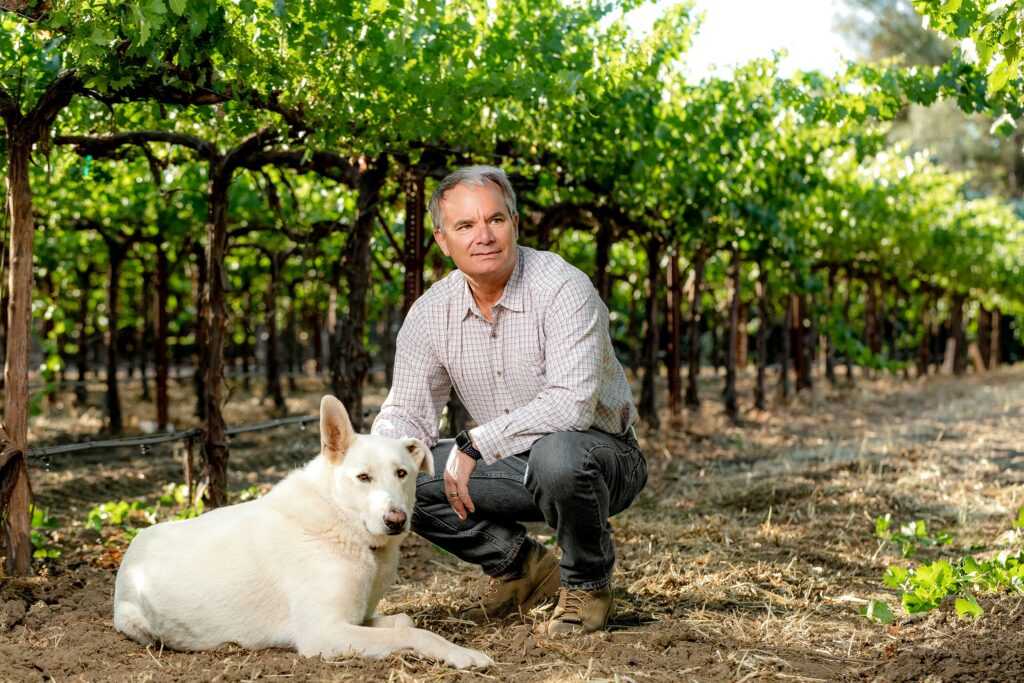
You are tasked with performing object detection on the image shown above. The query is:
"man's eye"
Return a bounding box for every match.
[396,468,408,479]
[357,473,372,483]
[491,216,504,223]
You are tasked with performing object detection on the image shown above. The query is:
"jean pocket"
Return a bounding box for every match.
[622,450,647,504]
[608,449,647,515]
[633,453,648,492]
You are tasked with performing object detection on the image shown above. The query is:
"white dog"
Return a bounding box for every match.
[113,395,492,669]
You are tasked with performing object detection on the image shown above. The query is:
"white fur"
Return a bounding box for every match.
[113,395,492,669]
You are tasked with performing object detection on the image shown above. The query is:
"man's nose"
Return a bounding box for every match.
[474,221,497,243]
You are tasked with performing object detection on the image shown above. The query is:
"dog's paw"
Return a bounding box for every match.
[444,645,493,669]
[389,613,415,629]
[365,613,415,628]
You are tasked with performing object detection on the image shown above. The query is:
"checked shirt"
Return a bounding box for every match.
[371,246,637,464]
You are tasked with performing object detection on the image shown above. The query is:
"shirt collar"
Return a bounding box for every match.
[458,246,525,319]
[494,247,525,313]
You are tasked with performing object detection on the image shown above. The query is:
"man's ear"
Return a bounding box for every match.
[433,228,451,257]
[402,438,434,476]
[320,395,355,464]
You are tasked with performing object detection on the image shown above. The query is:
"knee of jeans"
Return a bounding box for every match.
[415,474,446,506]
[526,433,585,494]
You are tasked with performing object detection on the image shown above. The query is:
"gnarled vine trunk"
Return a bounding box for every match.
[950,293,967,376]
[780,293,792,399]
[824,266,837,386]
[202,162,231,508]
[75,266,92,406]
[991,310,1002,368]
[916,296,931,378]
[286,281,299,392]
[638,236,660,430]
[264,254,285,413]
[402,167,426,316]
[104,241,126,432]
[684,247,707,410]
[155,249,170,430]
[978,305,992,370]
[666,248,682,416]
[844,272,856,385]
[794,294,813,392]
[331,156,388,432]
[723,249,741,421]
[2,141,34,576]
[192,241,208,421]
[754,266,769,410]
[139,270,152,402]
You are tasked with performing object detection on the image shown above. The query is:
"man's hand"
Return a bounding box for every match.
[444,443,477,521]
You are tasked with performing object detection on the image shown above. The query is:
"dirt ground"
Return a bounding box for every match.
[2,365,1024,682]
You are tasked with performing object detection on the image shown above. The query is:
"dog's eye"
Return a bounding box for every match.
[395,468,407,479]
[357,473,372,483]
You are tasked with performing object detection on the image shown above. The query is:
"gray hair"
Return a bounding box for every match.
[428,165,517,233]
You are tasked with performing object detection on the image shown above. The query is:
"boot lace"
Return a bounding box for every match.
[555,587,587,623]
[479,577,503,599]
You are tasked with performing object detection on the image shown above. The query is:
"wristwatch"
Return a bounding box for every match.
[455,430,483,461]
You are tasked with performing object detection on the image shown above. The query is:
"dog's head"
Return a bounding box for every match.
[318,395,433,538]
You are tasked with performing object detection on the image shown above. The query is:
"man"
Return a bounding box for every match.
[371,165,646,636]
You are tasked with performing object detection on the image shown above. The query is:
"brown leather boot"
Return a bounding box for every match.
[537,585,613,636]
[462,539,560,621]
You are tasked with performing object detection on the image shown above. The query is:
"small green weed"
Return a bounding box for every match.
[30,505,62,559]
[874,514,953,557]
[158,483,204,519]
[866,508,1024,624]
[234,484,264,502]
[86,500,157,540]
[87,484,206,540]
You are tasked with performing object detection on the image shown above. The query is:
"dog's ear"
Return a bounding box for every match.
[320,395,355,464]
[402,438,434,476]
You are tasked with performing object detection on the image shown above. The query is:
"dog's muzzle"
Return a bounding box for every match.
[383,509,407,535]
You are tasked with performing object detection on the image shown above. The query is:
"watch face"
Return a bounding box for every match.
[456,431,471,450]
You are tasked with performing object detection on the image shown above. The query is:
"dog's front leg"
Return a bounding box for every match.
[296,622,493,669]
[364,613,414,628]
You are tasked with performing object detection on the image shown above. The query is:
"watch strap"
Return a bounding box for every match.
[456,430,483,460]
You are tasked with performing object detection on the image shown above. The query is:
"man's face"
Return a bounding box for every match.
[434,181,519,284]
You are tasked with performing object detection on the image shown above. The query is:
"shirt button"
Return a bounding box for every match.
[496,371,502,377]
[491,329,497,338]
[504,409,510,414]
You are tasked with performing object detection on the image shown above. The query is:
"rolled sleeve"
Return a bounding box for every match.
[370,304,450,448]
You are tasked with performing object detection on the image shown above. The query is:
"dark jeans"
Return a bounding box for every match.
[412,429,647,590]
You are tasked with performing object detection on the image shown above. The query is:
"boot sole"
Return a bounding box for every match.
[522,556,561,612]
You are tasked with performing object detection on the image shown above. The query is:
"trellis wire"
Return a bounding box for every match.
[25,414,320,459]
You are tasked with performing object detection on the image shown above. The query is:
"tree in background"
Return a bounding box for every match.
[836,0,1024,197]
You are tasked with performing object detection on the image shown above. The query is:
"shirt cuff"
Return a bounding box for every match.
[371,418,399,439]
[372,417,430,445]
[469,424,506,465]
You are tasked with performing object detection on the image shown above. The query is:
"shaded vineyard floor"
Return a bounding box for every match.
[3,365,1024,682]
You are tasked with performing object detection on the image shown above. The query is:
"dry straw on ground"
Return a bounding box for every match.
[2,365,1023,681]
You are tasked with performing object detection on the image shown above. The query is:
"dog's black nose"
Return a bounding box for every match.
[384,509,407,534]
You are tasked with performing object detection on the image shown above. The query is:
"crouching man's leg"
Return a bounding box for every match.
[525,429,647,636]
[412,440,561,620]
